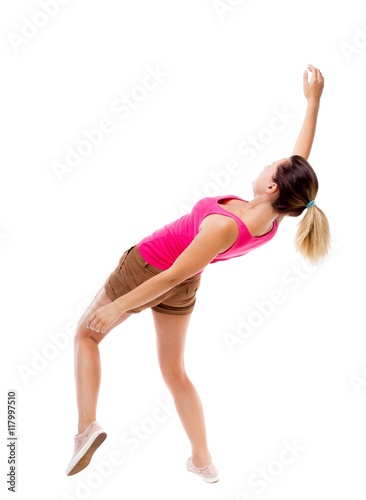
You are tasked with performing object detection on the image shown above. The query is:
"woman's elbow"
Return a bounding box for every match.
[164,265,202,286]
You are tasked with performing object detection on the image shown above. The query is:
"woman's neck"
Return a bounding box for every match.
[239,195,279,236]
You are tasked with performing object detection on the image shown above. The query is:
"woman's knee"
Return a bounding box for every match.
[74,320,98,344]
[74,286,114,344]
[161,366,188,388]
[74,308,131,345]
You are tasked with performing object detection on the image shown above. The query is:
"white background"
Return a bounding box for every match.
[1,0,365,499]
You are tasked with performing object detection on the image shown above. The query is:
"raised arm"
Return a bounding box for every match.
[86,216,238,333]
[292,64,324,160]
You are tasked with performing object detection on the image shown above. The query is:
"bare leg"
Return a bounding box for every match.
[74,286,131,434]
[152,310,212,467]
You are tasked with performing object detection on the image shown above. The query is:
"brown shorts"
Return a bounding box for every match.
[103,245,201,316]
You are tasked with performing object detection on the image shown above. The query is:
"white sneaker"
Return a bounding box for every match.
[65,421,107,476]
[186,457,220,483]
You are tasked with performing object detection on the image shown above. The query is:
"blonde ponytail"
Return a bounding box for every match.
[295,204,331,264]
[271,156,331,264]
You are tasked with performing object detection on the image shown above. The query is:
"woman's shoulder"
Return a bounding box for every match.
[199,213,238,232]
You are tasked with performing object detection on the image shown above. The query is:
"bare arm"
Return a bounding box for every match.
[86,216,238,333]
[292,64,324,160]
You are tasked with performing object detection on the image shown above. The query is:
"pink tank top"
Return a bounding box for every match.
[137,195,278,274]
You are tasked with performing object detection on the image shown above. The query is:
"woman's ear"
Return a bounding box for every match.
[265,182,278,194]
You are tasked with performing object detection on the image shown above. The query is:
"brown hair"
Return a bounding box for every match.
[271,155,330,264]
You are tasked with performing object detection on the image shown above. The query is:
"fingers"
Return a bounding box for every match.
[303,64,324,102]
[86,313,101,332]
[85,314,92,329]
[307,64,317,79]
[84,304,119,335]
[307,64,324,82]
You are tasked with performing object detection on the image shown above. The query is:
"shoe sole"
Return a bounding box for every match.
[186,464,220,483]
[66,431,107,476]
[202,475,220,483]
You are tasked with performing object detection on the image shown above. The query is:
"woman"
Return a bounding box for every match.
[66,64,330,482]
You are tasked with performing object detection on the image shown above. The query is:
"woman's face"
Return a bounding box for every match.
[252,158,288,195]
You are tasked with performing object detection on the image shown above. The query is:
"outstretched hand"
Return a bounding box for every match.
[86,302,122,334]
[303,64,324,104]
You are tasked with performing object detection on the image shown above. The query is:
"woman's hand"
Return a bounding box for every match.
[303,64,324,105]
[292,65,324,159]
[86,302,123,334]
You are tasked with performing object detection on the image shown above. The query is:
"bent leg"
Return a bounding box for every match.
[74,285,131,434]
[152,310,212,468]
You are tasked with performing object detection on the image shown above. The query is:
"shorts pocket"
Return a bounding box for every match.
[186,275,201,295]
[106,279,118,299]
[142,261,162,277]
[187,285,199,296]
[116,245,135,273]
